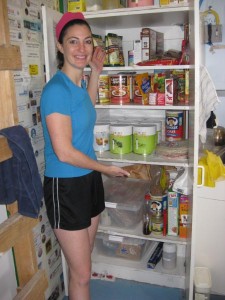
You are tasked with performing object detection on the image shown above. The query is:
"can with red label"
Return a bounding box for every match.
[109,74,132,104]
[166,111,184,141]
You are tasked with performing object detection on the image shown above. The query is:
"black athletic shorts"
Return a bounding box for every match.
[43,171,105,230]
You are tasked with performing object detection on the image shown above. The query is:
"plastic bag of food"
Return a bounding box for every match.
[198,150,225,187]
[135,73,151,105]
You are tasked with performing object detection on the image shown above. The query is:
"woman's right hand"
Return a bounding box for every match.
[103,165,130,177]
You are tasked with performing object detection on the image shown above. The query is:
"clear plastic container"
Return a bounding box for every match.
[162,243,177,270]
[194,267,212,300]
[103,177,149,228]
[95,232,151,260]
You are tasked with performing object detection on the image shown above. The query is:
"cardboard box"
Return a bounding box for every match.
[179,194,189,238]
[133,40,142,64]
[167,191,179,236]
[156,31,164,55]
[141,28,156,61]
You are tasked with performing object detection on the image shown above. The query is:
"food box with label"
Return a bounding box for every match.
[101,177,149,228]
[95,232,151,261]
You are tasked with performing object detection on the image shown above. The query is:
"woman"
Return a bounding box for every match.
[40,12,129,300]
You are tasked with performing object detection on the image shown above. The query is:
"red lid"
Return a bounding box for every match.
[145,193,151,201]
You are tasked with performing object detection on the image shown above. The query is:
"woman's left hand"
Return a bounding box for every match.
[89,46,105,74]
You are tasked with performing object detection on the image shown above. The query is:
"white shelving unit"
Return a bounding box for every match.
[83,3,200,299]
[41,3,200,298]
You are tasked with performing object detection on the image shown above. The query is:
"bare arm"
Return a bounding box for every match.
[88,47,105,105]
[46,113,129,177]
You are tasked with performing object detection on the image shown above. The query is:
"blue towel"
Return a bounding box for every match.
[0,125,43,218]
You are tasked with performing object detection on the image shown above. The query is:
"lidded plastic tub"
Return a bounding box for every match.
[95,232,149,260]
[102,177,149,228]
[109,124,132,154]
[93,123,109,152]
[194,267,212,300]
[133,125,156,155]
[162,243,177,270]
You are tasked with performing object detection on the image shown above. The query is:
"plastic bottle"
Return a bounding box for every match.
[143,192,151,235]
[162,243,177,270]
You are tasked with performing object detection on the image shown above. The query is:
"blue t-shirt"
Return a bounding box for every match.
[40,70,97,178]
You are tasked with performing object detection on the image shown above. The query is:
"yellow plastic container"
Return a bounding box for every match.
[67,0,86,12]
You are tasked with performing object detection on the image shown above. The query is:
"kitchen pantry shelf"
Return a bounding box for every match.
[84,3,196,295]
[92,247,186,289]
[96,151,191,167]
[85,5,192,29]
[98,222,188,245]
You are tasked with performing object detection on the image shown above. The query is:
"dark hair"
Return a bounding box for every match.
[56,19,92,69]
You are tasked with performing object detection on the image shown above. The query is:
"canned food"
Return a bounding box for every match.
[109,74,132,104]
[166,111,184,141]
[98,75,110,104]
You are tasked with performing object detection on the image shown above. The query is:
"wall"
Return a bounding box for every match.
[200,0,225,127]
[0,1,65,299]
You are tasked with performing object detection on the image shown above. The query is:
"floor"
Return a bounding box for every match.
[63,278,225,300]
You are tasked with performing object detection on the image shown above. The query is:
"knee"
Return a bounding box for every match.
[70,267,91,286]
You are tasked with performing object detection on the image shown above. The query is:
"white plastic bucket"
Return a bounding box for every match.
[93,124,110,152]
[109,125,132,154]
[133,125,156,155]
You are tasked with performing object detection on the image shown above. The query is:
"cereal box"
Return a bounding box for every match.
[179,194,189,238]
[167,190,179,236]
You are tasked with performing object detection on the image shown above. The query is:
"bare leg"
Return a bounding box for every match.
[88,214,100,252]
[54,214,101,300]
[54,228,91,300]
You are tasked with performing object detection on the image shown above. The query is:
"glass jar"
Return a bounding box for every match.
[152,215,163,235]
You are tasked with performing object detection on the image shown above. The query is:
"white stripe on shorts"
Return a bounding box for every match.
[52,178,60,229]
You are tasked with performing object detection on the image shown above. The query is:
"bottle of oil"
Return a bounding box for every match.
[143,192,151,235]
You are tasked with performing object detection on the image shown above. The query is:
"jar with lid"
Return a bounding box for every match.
[151,214,163,235]
[162,243,177,270]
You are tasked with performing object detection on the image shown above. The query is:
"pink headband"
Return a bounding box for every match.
[56,12,86,40]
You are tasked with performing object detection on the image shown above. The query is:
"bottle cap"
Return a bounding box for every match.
[145,193,151,201]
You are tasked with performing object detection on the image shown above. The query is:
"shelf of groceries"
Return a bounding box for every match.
[91,245,186,288]
[84,4,192,29]
[98,221,188,245]
[96,151,191,167]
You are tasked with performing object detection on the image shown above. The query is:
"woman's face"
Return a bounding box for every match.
[58,24,93,70]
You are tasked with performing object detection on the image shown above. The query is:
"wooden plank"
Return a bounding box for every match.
[0,212,38,253]
[13,230,39,286]
[14,270,48,300]
[0,136,12,162]
[0,0,10,45]
[0,71,19,129]
[0,45,22,70]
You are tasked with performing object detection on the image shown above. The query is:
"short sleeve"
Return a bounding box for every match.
[41,82,71,117]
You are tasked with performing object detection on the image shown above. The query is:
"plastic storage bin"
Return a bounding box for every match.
[95,232,150,260]
[194,267,212,300]
[102,177,149,228]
